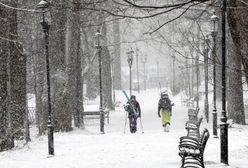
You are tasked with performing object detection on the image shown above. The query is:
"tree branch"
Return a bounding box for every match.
[147,2,201,34]
[0,1,41,13]
[121,0,209,9]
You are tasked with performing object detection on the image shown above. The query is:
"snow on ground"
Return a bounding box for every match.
[1,89,248,168]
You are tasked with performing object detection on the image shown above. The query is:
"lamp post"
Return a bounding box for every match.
[196,52,199,109]
[37,0,54,156]
[95,30,105,134]
[127,48,134,97]
[185,55,190,97]
[136,47,140,93]
[172,53,175,95]
[141,54,147,90]
[111,61,116,104]
[220,0,228,164]
[156,57,160,87]
[204,37,210,123]
[210,12,219,138]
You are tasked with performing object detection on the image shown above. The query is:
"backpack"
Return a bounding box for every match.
[160,98,170,110]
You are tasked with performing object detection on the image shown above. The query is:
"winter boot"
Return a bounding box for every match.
[163,126,166,132]
[165,123,170,132]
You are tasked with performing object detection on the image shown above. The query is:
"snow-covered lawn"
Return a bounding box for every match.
[0,89,248,168]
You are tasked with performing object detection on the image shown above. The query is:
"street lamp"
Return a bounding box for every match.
[127,48,134,97]
[196,52,199,109]
[95,29,105,134]
[220,0,228,164]
[172,53,175,95]
[37,0,54,156]
[140,54,147,90]
[210,12,219,138]
[136,47,140,93]
[156,57,160,87]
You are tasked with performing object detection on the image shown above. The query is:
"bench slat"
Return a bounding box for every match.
[82,110,110,124]
[178,129,209,168]
[82,110,109,115]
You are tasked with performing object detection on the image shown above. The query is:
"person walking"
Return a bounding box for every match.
[158,92,173,132]
[124,95,141,133]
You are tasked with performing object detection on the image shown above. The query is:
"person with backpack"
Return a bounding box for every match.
[158,92,173,132]
[124,95,141,133]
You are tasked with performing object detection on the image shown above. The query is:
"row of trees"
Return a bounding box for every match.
[0,0,123,151]
[0,0,247,151]
[129,0,247,125]
[24,0,119,133]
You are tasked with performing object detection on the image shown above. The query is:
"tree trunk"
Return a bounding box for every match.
[101,15,113,110]
[76,34,84,128]
[8,1,27,139]
[34,52,46,135]
[236,1,248,87]
[102,46,114,110]
[226,0,245,124]
[213,2,223,102]
[0,2,14,151]
[82,27,99,100]
[113,19,122,90]
[16,0,46,136]
[49,0,73,132]
[63,0,83,130]
[74,4,83,128]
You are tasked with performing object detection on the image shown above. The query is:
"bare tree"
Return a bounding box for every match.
[226,0,246,124]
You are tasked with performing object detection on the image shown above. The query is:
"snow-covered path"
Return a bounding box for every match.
[83,89,187,168]
[0,89,248,168]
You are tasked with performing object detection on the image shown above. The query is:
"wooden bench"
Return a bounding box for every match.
[180,98,195,107]
[28,107,36,124]
[181,98,187,106]
[178,128,210,168]
[186,98,194,107]
[82,110,110,124]
[185,108,202,138]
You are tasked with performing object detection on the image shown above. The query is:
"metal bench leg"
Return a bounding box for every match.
[201,157,205,168]
[181,156,185,168]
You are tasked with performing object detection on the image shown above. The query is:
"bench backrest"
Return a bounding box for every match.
[188,108,198,122]
[186,108,202,138]
[185,122,200,138]
[82,110,109,115]
[199,128,209,155]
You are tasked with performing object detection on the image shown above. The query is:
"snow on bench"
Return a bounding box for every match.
[179,128,209,168]
[185,108,203,139]
[82,110,110,124]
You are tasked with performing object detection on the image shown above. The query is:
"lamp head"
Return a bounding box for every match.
[210,12,219,32]
[95,29,107,48]
[95,29,101,47]
[210,13,218,22]
[127,48,134,68]
[37,0,50,9]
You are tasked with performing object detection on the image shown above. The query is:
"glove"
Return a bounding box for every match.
[158,113,161,118]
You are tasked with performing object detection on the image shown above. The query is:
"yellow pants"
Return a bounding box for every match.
[161,109,171,126]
